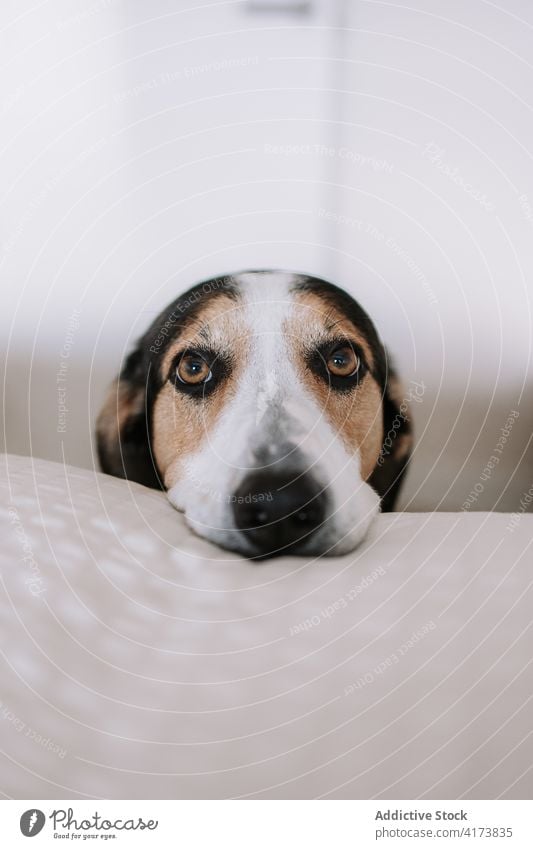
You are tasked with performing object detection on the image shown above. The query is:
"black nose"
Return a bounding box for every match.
[232,471,326,557]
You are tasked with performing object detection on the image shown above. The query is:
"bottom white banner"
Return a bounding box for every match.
[1,800,531,848]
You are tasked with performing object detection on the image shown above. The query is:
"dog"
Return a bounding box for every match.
[97,271,412,558]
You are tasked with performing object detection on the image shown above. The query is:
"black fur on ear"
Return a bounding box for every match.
[368,364,414,512]
[96,345,163,489]
[96,274,240,489]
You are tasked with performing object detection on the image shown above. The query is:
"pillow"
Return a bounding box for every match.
[1,453,531,798]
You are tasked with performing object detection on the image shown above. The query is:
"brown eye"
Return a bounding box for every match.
[326,345,359,378]
[176,352,212,385]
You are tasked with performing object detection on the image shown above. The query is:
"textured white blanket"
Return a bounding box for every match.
[1,454,531,799]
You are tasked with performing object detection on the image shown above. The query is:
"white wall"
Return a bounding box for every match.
[332,1,533,511]
[1,0,531,513]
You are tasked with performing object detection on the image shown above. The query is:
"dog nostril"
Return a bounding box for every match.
[232,472,326,557]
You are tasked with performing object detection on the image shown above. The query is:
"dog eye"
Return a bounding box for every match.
[176,352,212,385]
[326,345,359,378]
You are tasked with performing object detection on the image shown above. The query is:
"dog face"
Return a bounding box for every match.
[97,271,411,557]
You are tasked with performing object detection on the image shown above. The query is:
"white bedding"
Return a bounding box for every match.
[1,453,531,799]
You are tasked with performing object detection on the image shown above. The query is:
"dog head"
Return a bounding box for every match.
[97,271,411,557]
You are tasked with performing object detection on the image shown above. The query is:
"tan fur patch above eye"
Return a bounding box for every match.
[288,291,384,480]
[290,290,376,369]
[159,294,242,382]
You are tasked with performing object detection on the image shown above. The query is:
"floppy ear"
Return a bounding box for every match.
[368,366,413,512]
[96,346,162,489]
